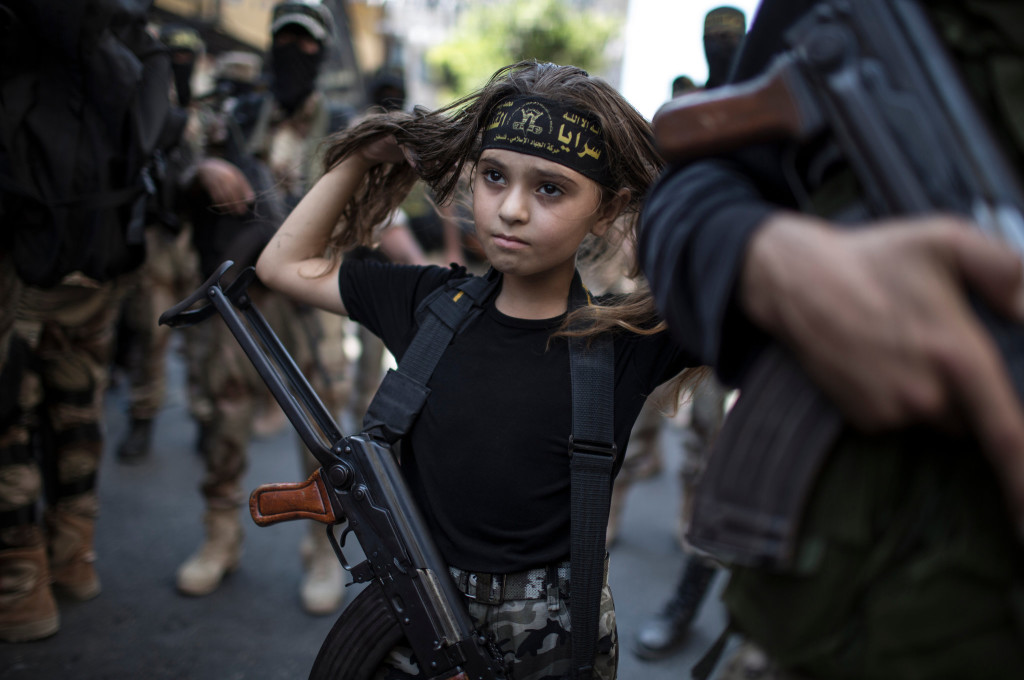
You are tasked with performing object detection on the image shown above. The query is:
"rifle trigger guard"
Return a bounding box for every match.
[331,524,372,582]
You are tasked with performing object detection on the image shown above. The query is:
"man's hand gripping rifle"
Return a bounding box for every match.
[651,0,1024,568]
[159,262,506,680]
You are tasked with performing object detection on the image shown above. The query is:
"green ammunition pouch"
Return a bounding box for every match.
[723,430,1024,679]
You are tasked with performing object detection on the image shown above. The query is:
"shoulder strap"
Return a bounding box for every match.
[566,275,616,680]
[360,268,500,442]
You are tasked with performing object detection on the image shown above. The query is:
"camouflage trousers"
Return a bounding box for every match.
[196,288,343,508]
[615,392,668,484]
[679,376,727,539]
[351,323,386,425]
[117,225,202,421]
[373,562,617,680]
[609,376,727,548]
[719,429,1024,679]
[0,253,123,543]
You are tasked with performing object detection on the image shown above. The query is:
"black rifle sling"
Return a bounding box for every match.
[567,281,615,680]
[361,268,500,442]
[362,268,615,677]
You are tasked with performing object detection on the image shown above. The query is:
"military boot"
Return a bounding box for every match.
[45,504,101,601]
[0,534,60,642]
[117,417,153,464]
[633,557,718,660]
[300,527,345,615]
[176,508,242,596]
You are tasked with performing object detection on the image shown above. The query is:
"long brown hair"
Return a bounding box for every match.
[321,60,708,403]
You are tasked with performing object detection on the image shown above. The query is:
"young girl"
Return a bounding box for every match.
[256,60,703,680]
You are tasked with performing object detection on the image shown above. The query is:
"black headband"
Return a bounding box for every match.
[481,95,616,188]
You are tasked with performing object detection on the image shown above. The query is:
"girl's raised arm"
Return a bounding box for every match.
[255,136,407,315]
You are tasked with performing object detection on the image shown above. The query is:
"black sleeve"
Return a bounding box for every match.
[338,260,459,360]
[640,159,772,384]
[638,0,820,385]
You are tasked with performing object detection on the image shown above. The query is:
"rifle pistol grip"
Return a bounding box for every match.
[249,469,337,526]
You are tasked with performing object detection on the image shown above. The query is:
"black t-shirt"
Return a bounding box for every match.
[339,260,693,573]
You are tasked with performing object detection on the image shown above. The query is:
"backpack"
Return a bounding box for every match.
[0,0,185,287]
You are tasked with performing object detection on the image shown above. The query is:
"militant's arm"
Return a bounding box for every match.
[639,155,779,384]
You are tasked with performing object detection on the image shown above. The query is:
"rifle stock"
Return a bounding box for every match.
[654,0,1024,568]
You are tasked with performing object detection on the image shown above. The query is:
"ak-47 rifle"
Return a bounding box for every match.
[651,0,1024,568]
[159,262,506,680]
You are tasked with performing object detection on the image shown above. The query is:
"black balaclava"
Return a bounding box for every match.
[162,23,204,108]
[270,35,324,115]
[171,53,195,107]
[703,6,746,90]
[703,34,743,89]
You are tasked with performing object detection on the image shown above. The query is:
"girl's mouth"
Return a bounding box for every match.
[493,233,528,249]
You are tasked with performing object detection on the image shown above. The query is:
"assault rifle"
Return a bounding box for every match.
[651,0,1024,568]
[159,262,506,680]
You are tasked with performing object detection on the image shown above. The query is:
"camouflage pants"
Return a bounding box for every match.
[609,376,727,547]
[679,376,727,538]
[0,253,123,542]
[352,323,386,424]
[117,225,202,421]
[0,254,32,542]
[373,566,617,680]
[615,392,668,484]
[720,430,1024,679]
[196,289,342,508]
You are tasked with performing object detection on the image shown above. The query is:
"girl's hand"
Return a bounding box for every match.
[357,135,411,168]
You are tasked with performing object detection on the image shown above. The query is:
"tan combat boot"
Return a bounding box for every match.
[45,504,101,601]
[300,527,345,615]
[0,539,60,642]
[176,508,242,596]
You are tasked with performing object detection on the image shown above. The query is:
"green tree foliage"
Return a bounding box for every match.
[427,0,620,100]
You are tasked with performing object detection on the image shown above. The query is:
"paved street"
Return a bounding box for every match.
[1,339,726,679]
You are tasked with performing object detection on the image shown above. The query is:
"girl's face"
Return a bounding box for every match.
[472,149,618,282]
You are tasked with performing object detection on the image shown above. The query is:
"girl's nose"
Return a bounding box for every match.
[498,186,529,225]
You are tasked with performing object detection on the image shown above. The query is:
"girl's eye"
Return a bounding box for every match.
[483,169,504,184]
[538,183,563,197]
